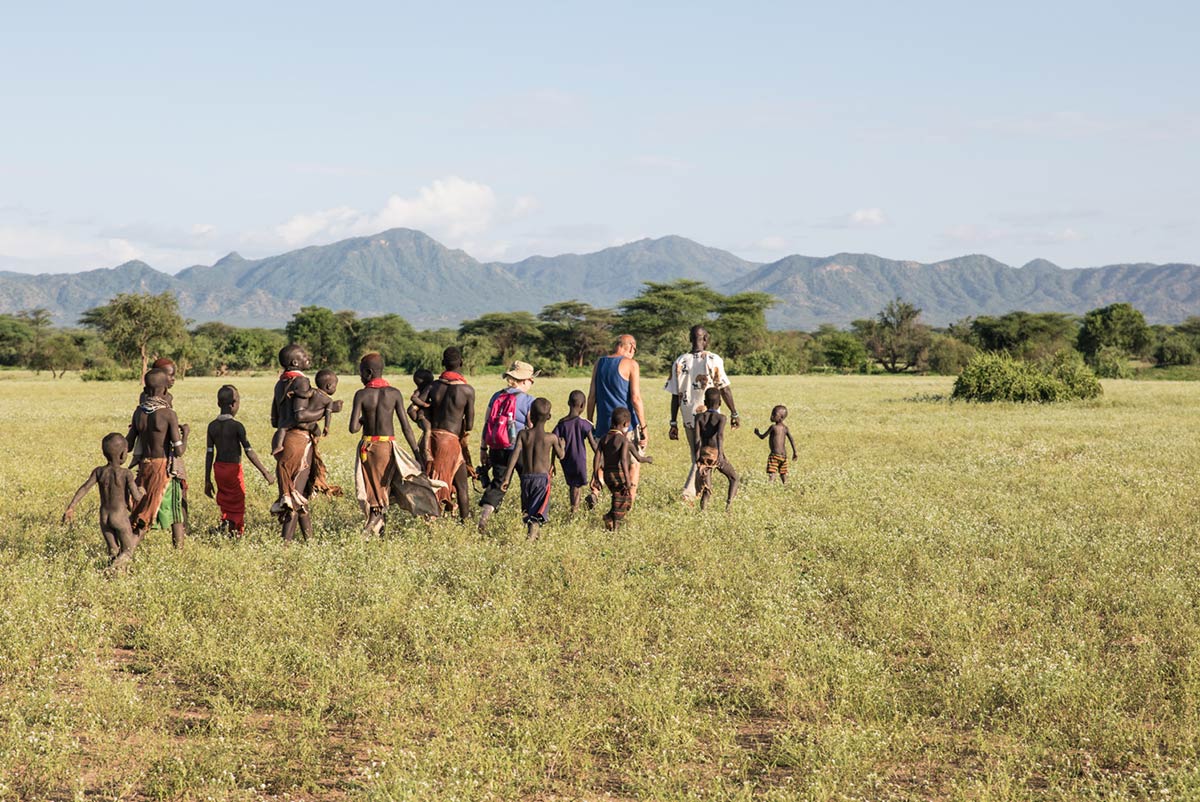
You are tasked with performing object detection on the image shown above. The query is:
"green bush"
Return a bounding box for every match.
[952,352,1102,402]
[927,334,976,375]
[730,349,804,376]
[1093,345,1132,379]
[1042,350,1102,399]
[1155,335,1197,367]
[81,366,139,382]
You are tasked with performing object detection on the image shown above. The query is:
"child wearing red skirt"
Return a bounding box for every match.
[205,385,273,534]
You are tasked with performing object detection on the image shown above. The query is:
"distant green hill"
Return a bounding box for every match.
[1,229,1198,329]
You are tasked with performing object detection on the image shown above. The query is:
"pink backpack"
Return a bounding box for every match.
[484,391,520,449]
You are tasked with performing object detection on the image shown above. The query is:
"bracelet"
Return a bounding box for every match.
[730,412,740,419]
[669,420,678,426]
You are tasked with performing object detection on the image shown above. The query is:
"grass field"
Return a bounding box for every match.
[2,372,1200,801]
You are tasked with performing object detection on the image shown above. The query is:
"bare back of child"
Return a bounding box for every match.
[64,433,145,569]
[592,407,653,530]
[694,388,738,510]
[754,404,797,483]
[205,385,273,535]
[501,397,564,540]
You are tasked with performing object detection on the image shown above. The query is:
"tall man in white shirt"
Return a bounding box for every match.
[665,325,740,501]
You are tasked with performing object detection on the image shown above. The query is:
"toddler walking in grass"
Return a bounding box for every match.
[553,390,599,515]
[592,407,653,530]
[754,404,797,483]
[63,433,145,569]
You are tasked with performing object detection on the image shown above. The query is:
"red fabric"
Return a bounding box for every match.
[279,370,303,381]
[213,461,246,533]
[440,371,467,383]
[365,378,390,388]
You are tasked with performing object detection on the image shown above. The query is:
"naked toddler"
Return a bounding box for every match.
[63,433,146,568]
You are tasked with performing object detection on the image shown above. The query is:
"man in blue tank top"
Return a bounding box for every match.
[587,334,648,499]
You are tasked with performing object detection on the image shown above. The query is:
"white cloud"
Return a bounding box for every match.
[1032,227,1084,245]
[270,177,534,250]
[0,221,211,273]
[754,235,788,251]
[819,208,888,229]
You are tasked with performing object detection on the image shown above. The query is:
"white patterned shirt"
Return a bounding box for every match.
[664,351,730,427]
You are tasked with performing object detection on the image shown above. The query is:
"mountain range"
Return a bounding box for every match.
[1,228,1198,329]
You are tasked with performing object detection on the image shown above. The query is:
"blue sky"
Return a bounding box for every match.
[1,1,1196,273]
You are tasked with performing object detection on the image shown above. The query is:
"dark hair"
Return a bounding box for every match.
[143,368,169,394]
[530,397,552,423]
[359,352,384,376]
[772,404,788,421]
[316,368,339,389]
[101,432,127,460]
[413,368,434,387]
[217,384,238,409]
[279,344,306,369]
[568,389,586,408]
[611,406,631,428]
[442,346,463,370]
[704,387,721,409]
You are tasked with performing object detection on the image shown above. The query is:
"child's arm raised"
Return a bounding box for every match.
[753,426,769,439]
[63,468,101,523]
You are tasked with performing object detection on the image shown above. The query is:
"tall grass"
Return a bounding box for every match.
[1,373,1199,800]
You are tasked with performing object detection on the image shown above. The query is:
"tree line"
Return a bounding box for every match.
[0,281,1184,380]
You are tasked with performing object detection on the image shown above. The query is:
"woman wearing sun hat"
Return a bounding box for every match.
[477,360,538,532]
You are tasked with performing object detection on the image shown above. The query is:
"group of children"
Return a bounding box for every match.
[499,391,654,539]
[64,367,800,563]
[494,387,799,539]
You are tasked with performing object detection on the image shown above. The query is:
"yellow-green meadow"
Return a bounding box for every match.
[2,373,1199,801]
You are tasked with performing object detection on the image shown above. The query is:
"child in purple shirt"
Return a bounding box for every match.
[552,390,599,514]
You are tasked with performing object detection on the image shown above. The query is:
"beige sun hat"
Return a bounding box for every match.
[503,360,539,382]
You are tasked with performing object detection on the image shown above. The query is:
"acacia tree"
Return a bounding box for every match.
[854,298,932,373]
[710,292,775,358]
[79,292,188,377]
[285,306,350,368]
[459,312,542,365]
[17,308,52,370]
[618,279,721,364]
[1077,303,1152,362]
[537,302,616,367]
